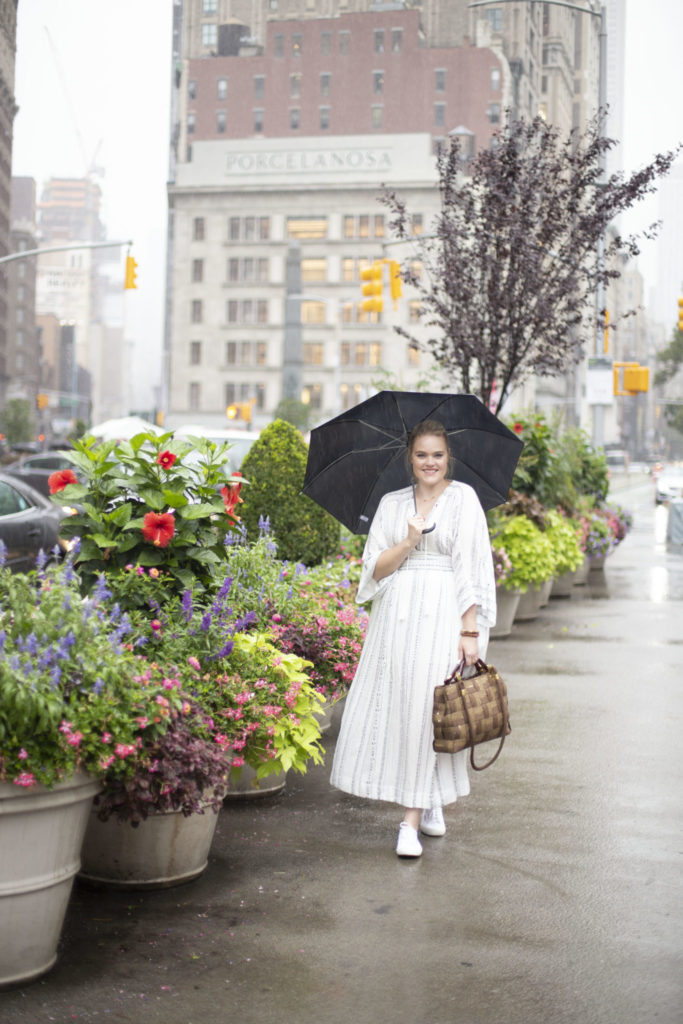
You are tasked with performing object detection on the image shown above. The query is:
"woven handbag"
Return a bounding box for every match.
[432,658,511,770]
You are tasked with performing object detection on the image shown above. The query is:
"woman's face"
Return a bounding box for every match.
[409,433,449,487]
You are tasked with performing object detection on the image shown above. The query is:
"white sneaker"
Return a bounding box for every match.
[420,807,446,837]
[396,822,423,858]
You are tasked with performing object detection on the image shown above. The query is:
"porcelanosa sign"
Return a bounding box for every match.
[225,147,393,175]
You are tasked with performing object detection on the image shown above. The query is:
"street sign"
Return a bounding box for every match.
[586,355,614,405]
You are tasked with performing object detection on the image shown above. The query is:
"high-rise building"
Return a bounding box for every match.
[0,0,19,406]
[7,177,38,406]
[166,1,508,427]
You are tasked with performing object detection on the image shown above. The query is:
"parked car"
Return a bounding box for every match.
[172,426,259,475]
[0,472,69,572]
[4,450,78,498]
[655,465,683,505]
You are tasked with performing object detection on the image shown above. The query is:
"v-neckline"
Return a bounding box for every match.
[413,481,451,522]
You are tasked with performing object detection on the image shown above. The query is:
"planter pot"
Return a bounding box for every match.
[224,764,287,800]
[316,697,344,733]
[490,586,521,638]
[538,577,554,607]
[573,555,590,586]
[79,803,220,889]
[551,568,578,598]
[589,551,608,571]
[0,772,101,988]
[514,584,544,621]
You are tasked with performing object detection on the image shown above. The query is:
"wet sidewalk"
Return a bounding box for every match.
[2,479,682,1024]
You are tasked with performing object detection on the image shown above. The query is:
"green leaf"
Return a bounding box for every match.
[189,548,221,565]
[136,488,166,511]
[162,490,189,509]
[179,502,222,520]
[90,533,118,550]
[135,549,164,566]
[107,502,133,527]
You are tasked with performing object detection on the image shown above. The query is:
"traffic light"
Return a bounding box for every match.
[623,365,650,393]
[226,402,252,423]
[360,261,384,313]
[36,393,49,410]
[678,297,683,331]
[389,260,403,308]
[124,254,138,289]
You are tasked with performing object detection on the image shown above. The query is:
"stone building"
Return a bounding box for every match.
[0,0,18,406]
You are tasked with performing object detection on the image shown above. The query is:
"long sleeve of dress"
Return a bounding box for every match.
[355,495,394,604]
[451,485,497,627]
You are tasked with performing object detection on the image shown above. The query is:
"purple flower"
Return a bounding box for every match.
[0,539,7,565]
[181,588,193,622]
[35,549,47,570]
[92,574,112,605]
[201,612,212,632]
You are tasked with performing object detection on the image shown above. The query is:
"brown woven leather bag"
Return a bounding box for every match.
[432,658,511,770]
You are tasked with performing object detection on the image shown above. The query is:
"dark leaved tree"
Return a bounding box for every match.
[383,114,680,414]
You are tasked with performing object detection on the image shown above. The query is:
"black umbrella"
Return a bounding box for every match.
[302,391,523,534]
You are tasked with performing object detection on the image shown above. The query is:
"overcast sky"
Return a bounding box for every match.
[11,0,683,409]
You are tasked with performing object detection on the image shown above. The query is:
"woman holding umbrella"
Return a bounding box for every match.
[330,419,496,858]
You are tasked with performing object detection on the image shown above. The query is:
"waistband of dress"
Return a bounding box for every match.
[398,553,452,571]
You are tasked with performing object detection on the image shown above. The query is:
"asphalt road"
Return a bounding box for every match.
[2,474,681,1024]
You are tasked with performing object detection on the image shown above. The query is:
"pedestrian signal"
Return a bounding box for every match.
[360,262,384,314]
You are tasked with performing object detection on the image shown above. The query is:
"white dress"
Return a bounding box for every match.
[330,481,496,809]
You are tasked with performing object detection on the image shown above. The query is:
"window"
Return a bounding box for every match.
[392,28,403,53]
[435,68,446,92]
[341,302,354,324]
[217,110,226,133]
[321,30,331,56]
[193,217,205,240]
[227,300,238,323]
[303,343,324,365]
[255,383,265,410]
[16,308,24,324]
[343,215,355,239]
[188,80,196,100]
[254,75,265,100]
[226,341,237,365]
[371,105,383,130]
[190,341,202,365]
[242,299,254,324]
[292,33,302,57]
[203,0,217,11]
[253,108,264,133]
[259,217,270,240]
[374,214,385,238]
[358,215,370,239]
[369,343,382,367]
[217,77,227,100]
[301,384,322,410]
[287,216,327,239]
[16,328,23,346]
[244,216,255,241]
[373,71,384,95]
[255,342,267,366]
[240,341,252,365]
[191,300,203,323]
[301,258,327,283]
[491,67,501,91]
[274,33,284,58]
[486,8,503,32]
[354,343,367,367]
[290,107,300,130]
[243,257,254,281]
[257,300,268,323]
[374,29,385,53]
[408,341,420,365]
[186,144,193,162]
[229,217,240,240]
[409,301,421,323]
[202,23,217,47]
[434,102,445,126]
[225,382,236,405]
[290,73,302,99]
[342,257,355,282]
[189,382,201,411]
[187,113,195,134]
[320,72,331,97]
[339,30,350,55]
[412,213,423,235]
[320,105,330,130]
[256,258,269,282]
[192,259,204,283]
[489,103,500,124]
[228,258,239,282]
[301,301,325,324]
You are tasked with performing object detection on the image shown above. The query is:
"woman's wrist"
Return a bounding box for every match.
[460,630,479,637]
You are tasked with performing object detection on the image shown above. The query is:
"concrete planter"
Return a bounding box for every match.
[0,772,100,988]
[537,577,554,607]
[514,584,544,621]
[79,803,221,889]
[551,568,578,598]
[224,764,288,800]
[573,555,590,585]
[490,586,521,638]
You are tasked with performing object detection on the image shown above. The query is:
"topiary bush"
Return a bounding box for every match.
[238,419,340,564]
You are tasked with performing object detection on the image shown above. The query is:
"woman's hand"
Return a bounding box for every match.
[458,635,479,667]
[407,515,425,548]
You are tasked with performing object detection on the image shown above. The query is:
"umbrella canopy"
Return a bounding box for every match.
[302,391,523,534]
[88,416,164,442]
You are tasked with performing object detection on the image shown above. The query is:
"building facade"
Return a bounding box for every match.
[7,176,38,406]
[0,0,18,406]
[167,1,506,428]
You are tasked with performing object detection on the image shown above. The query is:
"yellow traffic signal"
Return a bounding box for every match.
[226,402,252,422]
[678,297,683,331]
[623,365,650,393]
[36,393,49,410]
[226,404,237,420]
[389,260,402,308]
[360,261,384,313]
[124,254,138,289]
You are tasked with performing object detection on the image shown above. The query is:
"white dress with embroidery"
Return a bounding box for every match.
[330,481,496,809]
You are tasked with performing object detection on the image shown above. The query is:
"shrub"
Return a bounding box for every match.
[238,419,339,564]
[491,515,556,592]
[545,509,584,576]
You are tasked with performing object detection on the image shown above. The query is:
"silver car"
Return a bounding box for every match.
[0,472,67,571]
[655,465,683,505]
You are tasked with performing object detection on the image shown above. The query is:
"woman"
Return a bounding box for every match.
[330,419,496,857]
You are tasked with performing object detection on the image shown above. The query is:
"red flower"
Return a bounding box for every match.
[156,451,177,470]
[221,472,243,519]
[142,511,175,548]
[48,469,78,494]
[512,422,524,435]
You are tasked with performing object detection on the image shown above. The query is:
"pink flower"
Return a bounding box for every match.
[151,619,162,633]
[115,743,136,758]
[13,772,36,787]
[148,568,160,579]
[18,748,28,760]
[231,756,245,768]
[187,656,201,672]
[59,720,73,735]
[102,732,112,744]
[66,731,83,747]
[99,755,115,770]
[136,566,145,576]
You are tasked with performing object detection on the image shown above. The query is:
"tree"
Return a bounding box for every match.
[382,114,680,414]
[0,398,35,444]
[273,397,312,432]
[654,327,683,438]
